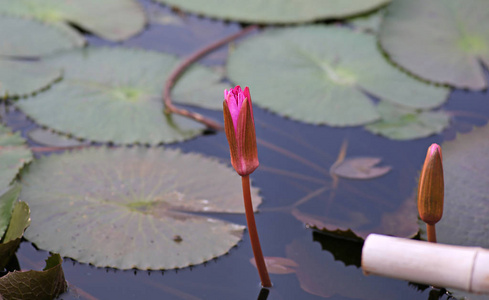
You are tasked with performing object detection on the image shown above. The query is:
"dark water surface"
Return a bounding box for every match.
[5,1,489,299]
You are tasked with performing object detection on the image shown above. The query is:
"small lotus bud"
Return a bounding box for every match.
[417,143,444,225]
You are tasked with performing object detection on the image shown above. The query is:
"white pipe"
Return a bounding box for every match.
[362,234,489,294]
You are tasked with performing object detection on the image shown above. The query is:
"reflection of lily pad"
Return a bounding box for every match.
[0,253,66,300]
[154,0,389,23]
[421,125,489,248]
[21,147,262,270]
[331,157,391,179]
[0,60,61,99]
[379,0,489,89]
[16,47,230,144]
[0,15,83,57]
[227,26,449,126]
[365,101,450,140]
[0,0,146,42]
[0,125,33,191]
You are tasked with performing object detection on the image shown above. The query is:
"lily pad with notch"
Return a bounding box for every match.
[227,26,449,127]
[21,147,262,270]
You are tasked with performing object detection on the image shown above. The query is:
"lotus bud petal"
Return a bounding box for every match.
[418,143,444,225]
[223,86,259,176]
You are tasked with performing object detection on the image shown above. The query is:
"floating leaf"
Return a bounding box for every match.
[28,129,89,147]
[250,257,298,275]
[21,147,262,270]
[348,9,385,33]
[0,0,146,42]
[365,101,450,140]
[0,15,83,58]
[0,253,67,299]
[227,26,449,126]
[0,200,30,270]
[379,0,489,89]
[154,0,389,24]
[0,59,61,99]
[331,157,391,179]
[420,124,489,248]
[16,47,230,144]
[0,125,33,191]
[0,184,21,239]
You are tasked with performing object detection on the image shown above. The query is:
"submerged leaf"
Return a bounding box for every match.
[0,59,61,99]
[250,257,298,275]
[0,125,33,191]
[379,0,489,89]
[0,15,82,58]
[153,0,389,23]
[16,47,229,144]
[421,124,489,248]
[227,26,449,126]
[21,147,262,270]
[0,253,67,299]
[331,157,391,179]
[365,101,450,140]
[0,0,146,42]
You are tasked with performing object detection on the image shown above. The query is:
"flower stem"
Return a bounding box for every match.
[241,175,272,287]
[427,224,437,243]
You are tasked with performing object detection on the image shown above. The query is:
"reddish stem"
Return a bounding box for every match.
[241,175,271,287]
[163,25,259,131]
[427,224,437,243]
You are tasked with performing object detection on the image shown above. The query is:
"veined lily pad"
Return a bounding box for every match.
[21,147,262,270]
[420,124,489,248]
[379,0,489,90]
[0,59,61,99]
[0,0,146,42]
[153,0,389,24]
[227,26,449,126]
[0,15,83,57]
[365,101,450,140]
[0,125,33,191]
[16,47,230,144]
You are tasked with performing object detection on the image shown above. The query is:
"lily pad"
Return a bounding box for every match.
[330,157,391,179]
[27,128,89,147]
[21,147,262,270]
[0,59,61,99]
[379,0,489,90]
[16,47,230,144]
[348,9,385,33]
[0,15,83,58]
[420,124,489,248]
[0,200,31,270]
[0,125,33,191]
[0,253,67,300]
[153,0,389,24]
[0,184,21,239]
[365,101,450,140]
[0,0,146,42]
[227,26,449,126]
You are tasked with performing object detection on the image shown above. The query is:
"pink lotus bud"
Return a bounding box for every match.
[223,86,259,176]
[418,143,444,225]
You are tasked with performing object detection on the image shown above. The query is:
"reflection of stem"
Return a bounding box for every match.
[242,175,271,288]
[427,224,437,243]
[163,25,258,131]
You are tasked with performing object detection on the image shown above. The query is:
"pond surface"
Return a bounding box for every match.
[4,0,489,299]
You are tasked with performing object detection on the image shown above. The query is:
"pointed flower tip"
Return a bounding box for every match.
[418,143,444,225]
[223,86,259,176]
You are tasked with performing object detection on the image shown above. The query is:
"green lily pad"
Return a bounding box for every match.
[0,184,21,240]
[379,0,489,90]
[0,0,146,42]
[0,15,83,58]
[0,59,61,99]
[420,124,489,248]
[16,47,231,144]
[27,128,89,147]
[21,147,262,270]
[0,200,30,270]
[348,9,385,33]
[153,0,389,24]
[365,101,450,140]
[0,253,67,300]
[227,26,449,126]
[0,125,33,191]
